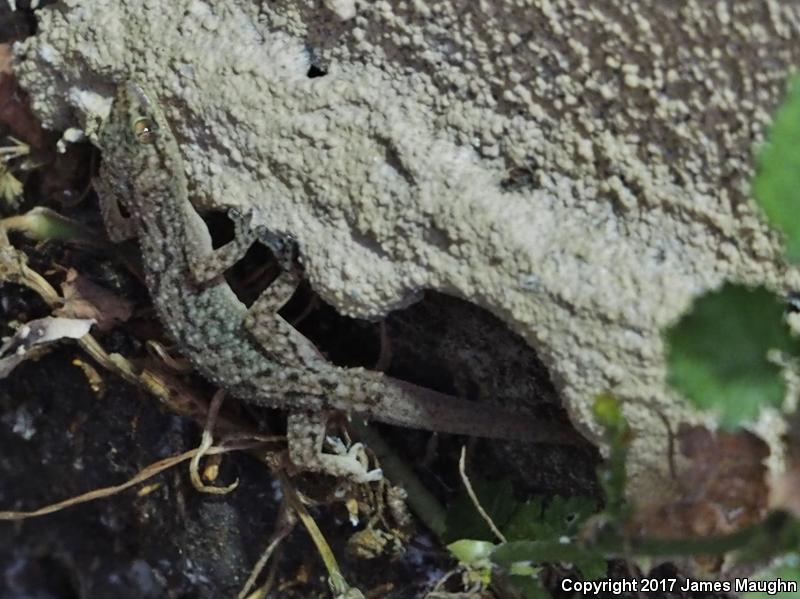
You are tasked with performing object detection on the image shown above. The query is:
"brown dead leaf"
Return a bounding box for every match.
[0,44,12,76]
[56,268,133,331]
[630,424,769,543]
[0,316,95,378]
[677,424,770,523]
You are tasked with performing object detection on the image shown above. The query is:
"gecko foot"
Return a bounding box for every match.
[287,411,382,483]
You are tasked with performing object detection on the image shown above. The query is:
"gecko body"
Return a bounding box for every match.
[95,83,579,479]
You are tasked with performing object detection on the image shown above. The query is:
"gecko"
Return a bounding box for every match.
[94,82,581,482]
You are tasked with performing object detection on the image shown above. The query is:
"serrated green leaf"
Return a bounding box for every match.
[444,478,518,542]
[573,554,608,581]
[504,496,598,542]
[493,540,581,566]
[665,283,798,428]
[753,77,800,262]
[504,499,546,541]
[542,497,598,538]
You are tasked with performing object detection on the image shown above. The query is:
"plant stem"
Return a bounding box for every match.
[493,511,796,567]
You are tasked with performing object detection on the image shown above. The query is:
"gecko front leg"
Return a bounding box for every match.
[287,411,382,483]
[94,175,138,242]
[184,205,300,287]
[183,207,259,285]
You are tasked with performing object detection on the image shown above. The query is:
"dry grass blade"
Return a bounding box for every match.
[0,444,260,521]
[190,390,239,494]
[277,470,365,598]
[238,505,295,599]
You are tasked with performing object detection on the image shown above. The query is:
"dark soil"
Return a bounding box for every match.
[0,239,599,598]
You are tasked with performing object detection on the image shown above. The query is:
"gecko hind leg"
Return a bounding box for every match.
[243,270,323,368]
[287,411,382,483]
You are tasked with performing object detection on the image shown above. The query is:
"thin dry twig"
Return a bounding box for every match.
[0,442,266,521]
[458,446,507,543]
[145,339,193,373]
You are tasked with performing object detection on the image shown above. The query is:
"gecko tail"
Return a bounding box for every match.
[369,377,586,445]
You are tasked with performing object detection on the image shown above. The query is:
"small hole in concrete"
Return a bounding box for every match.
[307,64,327,78]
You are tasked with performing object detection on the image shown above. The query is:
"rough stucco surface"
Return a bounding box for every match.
[13,0,800,501]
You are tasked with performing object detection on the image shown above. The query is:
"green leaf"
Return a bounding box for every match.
[665,283,798,428]
[447,539,495,566]
[504,496,598,542]
[503,499,546,541]
[493,540,606,581]
[593,393,625,432]
[444,478,517,543]
[573,554,608,581]
[742,554,800,598]
[753,77,800,262]
[493,540,581,567]
[508,574,552,599]
[542,497,598,538]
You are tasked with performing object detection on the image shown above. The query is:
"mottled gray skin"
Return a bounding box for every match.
[94,83,578,479]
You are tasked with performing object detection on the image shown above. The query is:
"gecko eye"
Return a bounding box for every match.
[132,116,158,144]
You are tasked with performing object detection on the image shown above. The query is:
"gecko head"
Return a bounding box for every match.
[131,114,158,144]
[124,82,160,145]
